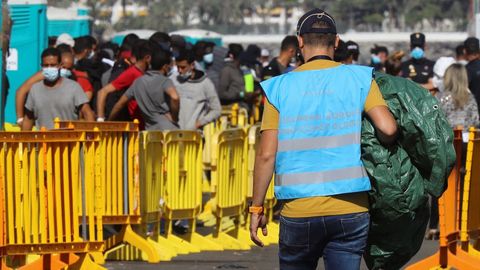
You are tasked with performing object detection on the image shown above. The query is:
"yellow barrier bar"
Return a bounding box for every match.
[54,120,160,264]
[0,131,105,270]
[206,128,251,250]
[161,131,224,252]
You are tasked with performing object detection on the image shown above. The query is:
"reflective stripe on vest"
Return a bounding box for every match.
[261,64,373,200]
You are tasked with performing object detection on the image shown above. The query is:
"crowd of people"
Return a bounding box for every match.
[14,23,480,241]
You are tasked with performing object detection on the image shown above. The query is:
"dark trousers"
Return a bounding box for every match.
[279,212,370,270]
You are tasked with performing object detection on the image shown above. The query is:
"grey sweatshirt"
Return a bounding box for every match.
[172,70,222,130]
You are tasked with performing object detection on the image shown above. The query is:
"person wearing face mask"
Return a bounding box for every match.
[96,39,154,128]
[14,44,93,126]
[262,35,299,80]
[401,32,435,90]
[21,48,95,130]
[108,49,180,130]
[370,45,389,72]
[172,49,221,130]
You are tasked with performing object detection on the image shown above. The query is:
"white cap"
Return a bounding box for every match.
[261,48,270,57]
[55,33,75,48]
[433,57,455,78]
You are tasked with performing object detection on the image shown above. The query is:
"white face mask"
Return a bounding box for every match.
[458,60,468,66]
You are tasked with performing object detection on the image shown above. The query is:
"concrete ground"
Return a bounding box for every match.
[105,238,438,270]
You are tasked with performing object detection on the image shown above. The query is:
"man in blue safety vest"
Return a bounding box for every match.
[249,8,398,270]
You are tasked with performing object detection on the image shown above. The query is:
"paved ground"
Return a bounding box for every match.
[105,238,438,270]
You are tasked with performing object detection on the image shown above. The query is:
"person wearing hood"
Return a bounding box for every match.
[173,49,221,130]
[401,32,435,90]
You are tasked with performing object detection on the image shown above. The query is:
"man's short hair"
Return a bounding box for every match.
[149,32,171,50]
[176,48,195,64]
[151,49,172,70]
[73,36,92,54]
[41,48,61,64]
[132,39,153,60]
[334,39,348,62]
[301,21,337,48]
[228,43,244,60]
[122,33,140,48]
[281,36,299,52]
[456,45,465,57]
[56,44,73,55]
[464,37,480,55]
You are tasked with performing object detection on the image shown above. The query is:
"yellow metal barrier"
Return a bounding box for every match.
[244,125,278,245]
[54,120,160,263]
[206,128,251,250]
[458,128,480,262]
[0,131,104,270]
[161,131,224,252]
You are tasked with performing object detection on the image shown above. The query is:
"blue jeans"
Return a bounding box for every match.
[279,212,370,270]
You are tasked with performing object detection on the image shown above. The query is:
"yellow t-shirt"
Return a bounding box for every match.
[261,60,387,218]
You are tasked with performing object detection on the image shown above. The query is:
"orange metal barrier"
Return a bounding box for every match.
[457,128,480,261]
[0,131,104,270]
[406,129,479,269]
[54,120,160,263]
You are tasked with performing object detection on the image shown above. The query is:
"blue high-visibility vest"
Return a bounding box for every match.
[261,64,373,200]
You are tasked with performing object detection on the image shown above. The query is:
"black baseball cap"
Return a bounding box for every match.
[464,37,480,54]
[346,41,359,54]
[296,8,337,36]
[410,32,426,48]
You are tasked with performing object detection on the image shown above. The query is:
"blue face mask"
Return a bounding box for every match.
[371,55,381,65]
[203,53,214,64]
[60,68,72,78]
[42,67,60,82]
[410,47,424,60]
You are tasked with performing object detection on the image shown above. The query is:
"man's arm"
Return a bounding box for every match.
[366,106,398,145]
[196,80,221,128]
[15,71,43,124]
[96,83,117,119]
[250,129,278,247]
[108,95,130,121]
[165,86,180,122]
[218,67,240,102]
[21,109,35,131]
[80,103,95,122]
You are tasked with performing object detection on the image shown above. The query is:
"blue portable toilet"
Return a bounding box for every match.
[47,7,91,38]
[4,0,47,123]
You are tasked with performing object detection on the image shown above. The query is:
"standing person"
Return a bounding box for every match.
[96,40,153,123]
[108,49,180,131]
[401,32,435,90]
[456,44,468,65]
[370,45,389,72]
[464,37,480,117]
[262,36,299,80]
[249,8,397,270]
[346,40,360,64]
[218,43,245,106]
[22,48,95,130]
[260,48,270,67]
[172,49,221,130]
[438,63,480,129]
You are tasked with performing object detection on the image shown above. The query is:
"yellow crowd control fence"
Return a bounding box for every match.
[206,128,251,250]
[0,131,104,270]
[161,131,224,252]
[54,120,160,264]
[244,125,278,245]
